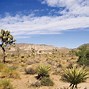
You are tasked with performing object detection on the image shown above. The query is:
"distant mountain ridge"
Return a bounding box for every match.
[15,43,59,51]
[0,43,89,53]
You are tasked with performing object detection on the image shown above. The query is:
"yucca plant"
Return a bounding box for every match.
[36,64,50,79]
[62,67,89,89]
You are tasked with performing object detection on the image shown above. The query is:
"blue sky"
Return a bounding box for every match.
[0,0,89,48]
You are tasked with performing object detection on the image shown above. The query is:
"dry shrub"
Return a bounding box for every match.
[0,79,14,89]
[1,66,20,79]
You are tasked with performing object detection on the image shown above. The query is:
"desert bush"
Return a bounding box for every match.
[41,77,54,86]
[25,65,36,74]
[62,67,89,89]
[1,67,20,79]
[36,64,50,79]
[0,79,14,89]
[76,45,89,66]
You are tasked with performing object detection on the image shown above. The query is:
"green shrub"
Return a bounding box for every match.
[62,67,89,89]
[36,64,50,79]
[0,79,14,89]
[41,77,54,86]
[76,45,89,66]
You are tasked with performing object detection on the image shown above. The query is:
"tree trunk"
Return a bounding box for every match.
[2,47,6,63]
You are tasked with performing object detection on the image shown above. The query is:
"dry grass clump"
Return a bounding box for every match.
[0,63,6,72]
[0,65,20,79]
[0,79,14,89]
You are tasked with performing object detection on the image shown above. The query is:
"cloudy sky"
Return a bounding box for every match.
[0,0,89,48]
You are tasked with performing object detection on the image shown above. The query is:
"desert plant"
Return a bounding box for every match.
[41,77,54,86]
[1,66,20,79]
[76,44,89,66]
[62,67,89,89]
[0,79,14,89]
[36,64,50,79]
[0,29,15,63]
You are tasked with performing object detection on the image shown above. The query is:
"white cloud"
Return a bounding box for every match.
[42,0,89,16]
[0,0,89,37]
[0,14,89,36]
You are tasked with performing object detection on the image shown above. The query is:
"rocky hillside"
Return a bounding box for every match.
[0,43,70,54]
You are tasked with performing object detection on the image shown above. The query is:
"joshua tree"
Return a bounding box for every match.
[0,29,15,63]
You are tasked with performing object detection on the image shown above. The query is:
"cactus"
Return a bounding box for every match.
[0,29,15,63]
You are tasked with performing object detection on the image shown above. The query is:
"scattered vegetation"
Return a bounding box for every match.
[0,30,89,89]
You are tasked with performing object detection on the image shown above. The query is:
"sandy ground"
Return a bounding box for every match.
[12,72,89,89]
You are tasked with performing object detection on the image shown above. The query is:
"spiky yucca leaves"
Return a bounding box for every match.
[62,67,89,89]
[0,29,15,63]
[36,64,50,79]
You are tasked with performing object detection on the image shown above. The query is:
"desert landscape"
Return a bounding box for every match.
[0,41,89,89]
[0,0,89,89]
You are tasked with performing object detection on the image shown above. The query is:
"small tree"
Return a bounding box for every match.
[0,29,15,63]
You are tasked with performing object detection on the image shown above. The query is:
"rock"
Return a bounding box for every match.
[25,65,37,74]
[31,80,41,87]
